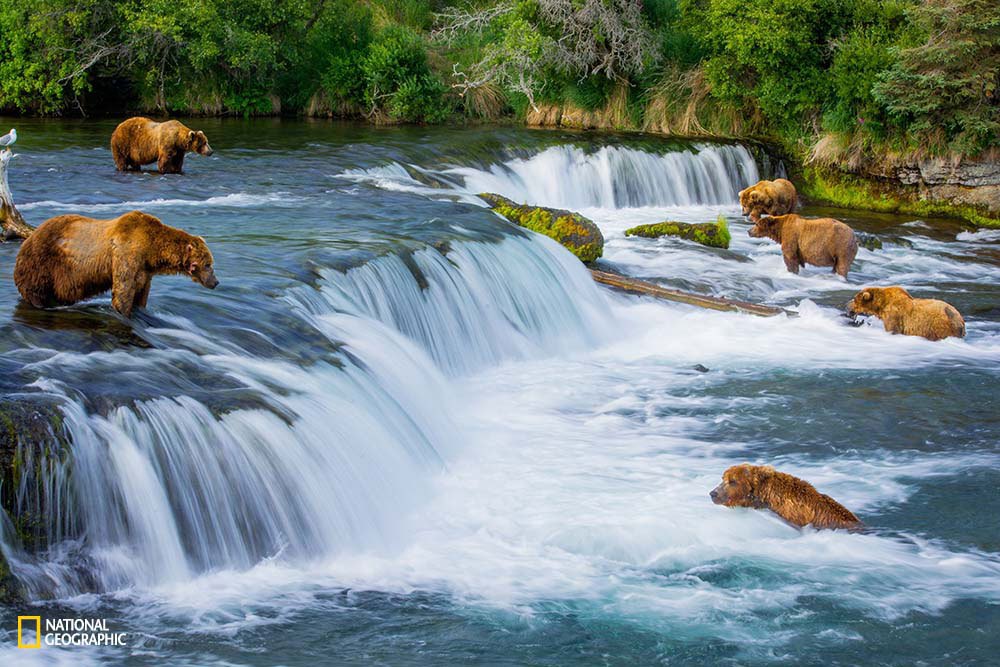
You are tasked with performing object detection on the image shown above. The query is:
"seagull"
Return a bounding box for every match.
[0,129,16,148]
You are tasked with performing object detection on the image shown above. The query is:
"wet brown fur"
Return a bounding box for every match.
[738,179,798,221]
[848,286,965,341]
[749,213,858,278]
[110,117,213,174]
[711,464,862,530]
[14,210,218,317]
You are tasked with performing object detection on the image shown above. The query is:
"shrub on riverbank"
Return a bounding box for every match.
[0,0,996,169]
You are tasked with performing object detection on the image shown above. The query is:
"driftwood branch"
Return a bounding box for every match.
[0,149,34,241]
[589,269,788,317]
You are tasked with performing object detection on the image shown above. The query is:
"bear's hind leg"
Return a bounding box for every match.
[834,256,851,278]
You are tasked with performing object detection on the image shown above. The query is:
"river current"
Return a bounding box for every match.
[0,120,998,665]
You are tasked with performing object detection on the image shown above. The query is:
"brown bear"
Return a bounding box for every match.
[14,210,218,317]
[110,117,213,174]
[749,213,858,278]
[848,286,965,341]
[738,178,798,221]
[710,464,862,531]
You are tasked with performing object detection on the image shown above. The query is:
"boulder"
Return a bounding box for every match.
[856,232,883,251]
[624,215,731,249]
[478,193,604,263]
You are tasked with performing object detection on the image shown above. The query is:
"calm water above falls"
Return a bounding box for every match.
[0,119,999,666]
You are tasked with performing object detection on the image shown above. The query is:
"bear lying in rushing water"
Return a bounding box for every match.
[14,210,218,317]
[710,464,862,531]
[749,213,858,278]
[111,117,213,174]
[848,286,965,341]
[738,178,798,221]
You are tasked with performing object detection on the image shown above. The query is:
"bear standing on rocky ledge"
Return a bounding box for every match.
[111,117,213,174]
[14,210,218,317]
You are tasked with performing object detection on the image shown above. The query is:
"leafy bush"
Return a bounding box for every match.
[362,25,450,122]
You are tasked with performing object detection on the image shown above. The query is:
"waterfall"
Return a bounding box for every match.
[289,236,611,375]
[2,235,612,597]
[447,143,759,209]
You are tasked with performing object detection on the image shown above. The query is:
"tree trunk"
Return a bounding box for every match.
[0,149,34,241]
[589,269,788,318]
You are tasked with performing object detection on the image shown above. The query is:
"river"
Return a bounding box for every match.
[0,119,998,665]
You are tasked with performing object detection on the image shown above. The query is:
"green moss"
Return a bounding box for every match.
[625,215,731,249]
[801,168,1000,229]
[479,193,605,263]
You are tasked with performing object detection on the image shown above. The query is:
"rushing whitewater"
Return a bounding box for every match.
[1,235,612,598]
[1,124,999,665]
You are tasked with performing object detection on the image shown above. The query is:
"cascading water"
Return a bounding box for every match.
[3,123,1000,665]
[445,143,759,209]
[1,235,612,598]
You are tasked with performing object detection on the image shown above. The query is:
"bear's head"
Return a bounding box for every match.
[710,464,773,507]
[847,286,911,317]
[747,215,784,242]
[739,183,770,219]
[184,238,219,289]
[186,130,214,157]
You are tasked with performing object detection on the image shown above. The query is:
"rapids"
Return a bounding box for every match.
[0,121,997,665]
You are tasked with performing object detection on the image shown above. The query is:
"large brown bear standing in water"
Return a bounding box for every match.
[738,178,798,221]
[111,117,213,174]
[710,464,862,530]
[14,210,218,317]
[848,286,965,341]
[749,213,858,278]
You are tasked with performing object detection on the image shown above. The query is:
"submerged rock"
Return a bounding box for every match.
[856,232,883,251]
[624,216,731,249]
[478,193,604,263]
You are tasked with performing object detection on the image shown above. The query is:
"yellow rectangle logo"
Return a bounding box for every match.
[17,616,41,649]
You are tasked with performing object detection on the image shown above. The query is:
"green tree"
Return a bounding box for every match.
[875,0,1000,155]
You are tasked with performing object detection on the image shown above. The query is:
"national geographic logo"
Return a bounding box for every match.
[16,615,128,649]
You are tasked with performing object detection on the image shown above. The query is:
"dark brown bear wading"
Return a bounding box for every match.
[749,213,858,278]
[848,286,966,341]
[110,117,213,174]
[710,464,862,530]
[738,179,798,221]
[13,210,218,317]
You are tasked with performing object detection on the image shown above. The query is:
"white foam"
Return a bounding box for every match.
[18,192,299,213]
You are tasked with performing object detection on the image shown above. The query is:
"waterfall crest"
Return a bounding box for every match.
[448,143,759,209]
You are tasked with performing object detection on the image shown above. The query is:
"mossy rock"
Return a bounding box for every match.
[478,193,604,263]
[624,215,731,249]
[0,397,72,603]
[856,232,883,251]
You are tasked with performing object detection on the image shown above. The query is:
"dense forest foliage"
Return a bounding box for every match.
[0,0,997,162]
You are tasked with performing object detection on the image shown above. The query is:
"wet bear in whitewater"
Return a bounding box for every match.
[14,210,218,317]
[710,464,862,531]
[749,213,858,278]
[111,117,213,174]
[738,178,798,221]
[848,286,965,341]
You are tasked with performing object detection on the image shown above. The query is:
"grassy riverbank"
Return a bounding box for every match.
[0,0,996,224]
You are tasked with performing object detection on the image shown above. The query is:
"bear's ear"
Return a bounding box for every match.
[860,290,872,302]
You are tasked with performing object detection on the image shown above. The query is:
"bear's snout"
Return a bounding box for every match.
[710,483,725,504]
[201,145,214,157]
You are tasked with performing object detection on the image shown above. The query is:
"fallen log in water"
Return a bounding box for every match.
[589,268,789,317]
[1,148,34,241]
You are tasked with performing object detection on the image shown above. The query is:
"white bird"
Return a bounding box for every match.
[0,129,16,147]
